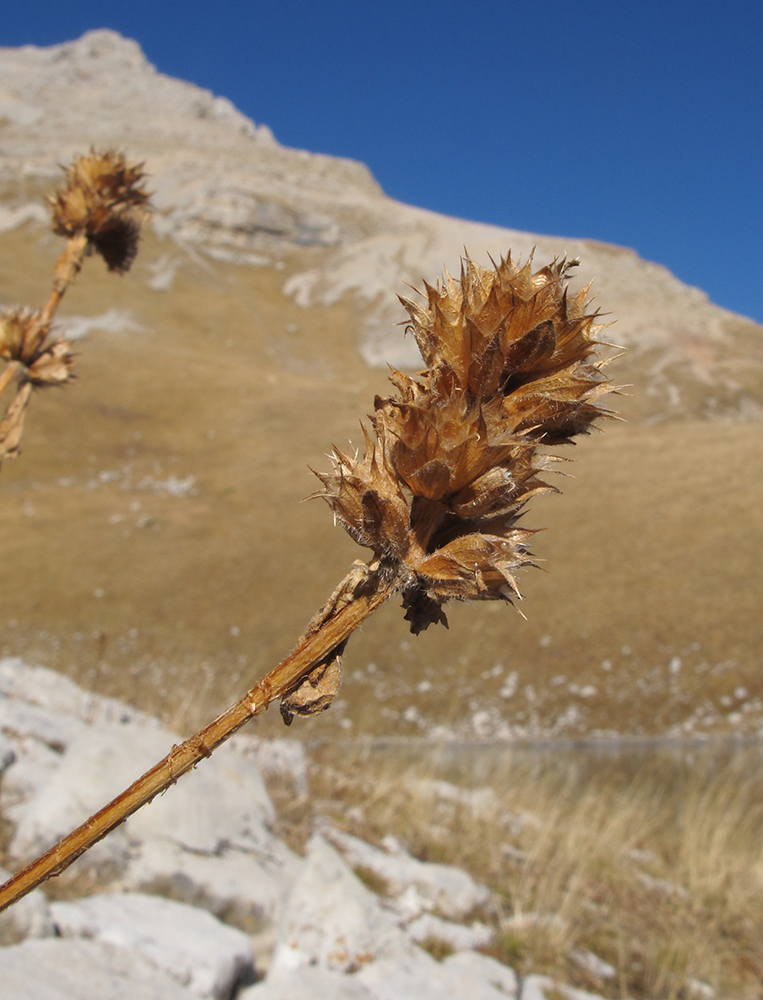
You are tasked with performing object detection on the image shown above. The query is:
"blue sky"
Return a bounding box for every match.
[4,1,763,323]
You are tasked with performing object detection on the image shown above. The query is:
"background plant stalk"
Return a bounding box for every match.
[0,562,396,913]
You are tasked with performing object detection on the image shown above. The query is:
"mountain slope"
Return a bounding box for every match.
[0,30,761,740]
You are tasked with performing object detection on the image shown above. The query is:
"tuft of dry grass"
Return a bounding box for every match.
[265,741,763,1000]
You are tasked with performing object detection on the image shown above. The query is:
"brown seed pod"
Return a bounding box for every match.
[316,254,617,633]
[48,150,150,273]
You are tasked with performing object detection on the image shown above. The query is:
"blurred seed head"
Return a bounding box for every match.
[48,150,150,273]
[316,254,617,633]
[0,308,75,386]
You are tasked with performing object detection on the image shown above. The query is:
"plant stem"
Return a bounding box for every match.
[0,563,396,913]
[0,362,19,399]
[39,232,89,327]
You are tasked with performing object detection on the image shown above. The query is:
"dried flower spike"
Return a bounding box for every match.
[0,308,75,460]
[316,254,616,633]
[0,251,617,912]
[0,149,149,469]
[49,149,150,274]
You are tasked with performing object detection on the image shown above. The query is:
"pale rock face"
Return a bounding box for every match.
[0,28,382,258]
[522,975,608,1000]
[355,950,519,1000]
[50,892,255,1000]
[0,657,300,923]
[240,965,376,999]
[0,865,55,943]
[320,823,492,920]
[270,835,422,975]
[0,937,197,1000]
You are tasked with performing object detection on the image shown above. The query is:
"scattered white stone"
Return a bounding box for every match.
[356,950,518,999]
[50,892,254,1000]
[0,203,47,233]
[55,309,143,341]
[322,824,491,920]
[270,835,421,975]
[0,865,55,942]
[637,871,689,899]
[569,948,617,980]
[501,844,529,862]
[503,912,568,934]
[522,974,605,1000]
[405,912,493,951]
[0,937,196,999]
[240,965,375,999]
[407,778,498,815]
[686,977,715,1000]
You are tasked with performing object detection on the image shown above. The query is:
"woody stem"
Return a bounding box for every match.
[0,362,20,399]
[39,232,89,327]
[0,564,396,913]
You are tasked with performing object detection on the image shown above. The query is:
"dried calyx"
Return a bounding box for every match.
[49,150,150,273]
[315,254,616,634]
[0,150,149,466]
[0,309,74,386]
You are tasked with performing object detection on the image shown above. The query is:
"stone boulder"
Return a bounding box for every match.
[0,937,197,1000]
[270,835,421,975]
[50,892,255,1000]
[322,824,491,920]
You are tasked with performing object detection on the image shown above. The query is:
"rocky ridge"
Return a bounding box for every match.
[1,29,761,417]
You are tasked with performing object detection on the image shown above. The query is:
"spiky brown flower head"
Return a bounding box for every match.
[316,254,616,633]
[48,150,150,273]
[0,308,75,386]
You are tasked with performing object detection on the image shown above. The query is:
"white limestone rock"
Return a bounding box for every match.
[521,974,606,1000]
[0,691,88,754]
[0,937,196,1000]
[322,824,491,920]
[355,950,518,1000]
[0,865,55,942]
[228,733,309,798]
[405,912,493,951]
[1,661,299,922]
[123,833,299,927]
[241,966,375,999]
[8,722,177,866]
[50,892,254,1000]
[0,657,159,728]
[270,835,421,975]
[0,731,16,775]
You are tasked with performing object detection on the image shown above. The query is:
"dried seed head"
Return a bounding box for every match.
[0,308,75,387]
[0,309,48,365]
[317,254,617,632]
[48,150,150,273]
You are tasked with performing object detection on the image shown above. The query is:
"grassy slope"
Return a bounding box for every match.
[0,224,761,739]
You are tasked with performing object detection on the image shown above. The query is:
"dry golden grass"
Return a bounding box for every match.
[0,224,761,739]
[266,741,763,1000]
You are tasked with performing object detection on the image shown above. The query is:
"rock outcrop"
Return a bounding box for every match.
[0,656,602,1000]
